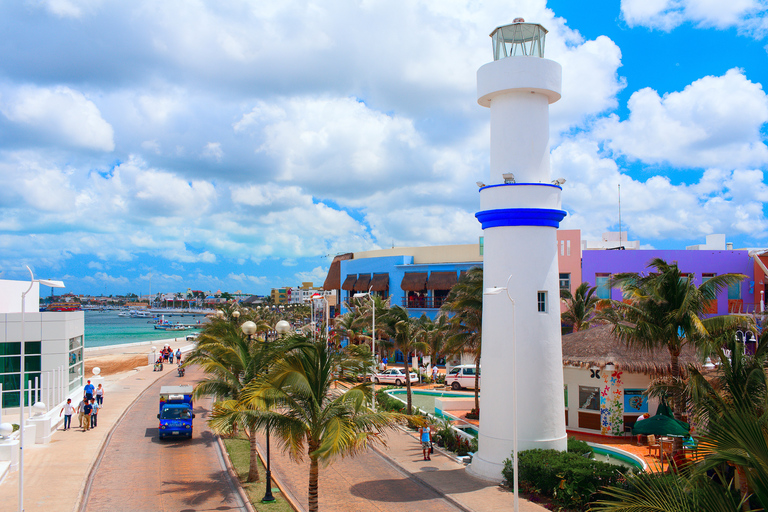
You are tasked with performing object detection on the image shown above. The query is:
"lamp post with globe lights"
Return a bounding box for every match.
[258,319,291,503]
[353,289,376,412]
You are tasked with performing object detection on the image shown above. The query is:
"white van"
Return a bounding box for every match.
[446,364,480,390]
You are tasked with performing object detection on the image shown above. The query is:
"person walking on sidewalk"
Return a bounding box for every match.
[82,400,93,431]
[60,398,75,430]
[95,383,104,406]
[90,398,100,428]
[84,380,95,401]
[419,424,433,461]
[76,396,87,428]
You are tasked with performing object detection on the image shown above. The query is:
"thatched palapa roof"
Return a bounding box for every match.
[561,324,703,376]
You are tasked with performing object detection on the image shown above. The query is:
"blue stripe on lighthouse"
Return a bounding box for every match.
[475,208,567,229]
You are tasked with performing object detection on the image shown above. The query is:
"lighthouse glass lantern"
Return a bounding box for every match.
[491,19,547,60]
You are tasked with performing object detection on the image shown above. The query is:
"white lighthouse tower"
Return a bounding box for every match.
[469,20,567,482]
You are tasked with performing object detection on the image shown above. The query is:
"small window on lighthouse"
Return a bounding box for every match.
[537,291,547,312]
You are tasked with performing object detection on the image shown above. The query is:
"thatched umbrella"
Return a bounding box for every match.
[561,324,703,376]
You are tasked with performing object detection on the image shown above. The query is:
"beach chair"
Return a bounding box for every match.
[646,435,660,457]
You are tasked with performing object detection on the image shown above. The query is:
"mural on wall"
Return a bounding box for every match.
[600,370,624,436]
[624,389,648,414]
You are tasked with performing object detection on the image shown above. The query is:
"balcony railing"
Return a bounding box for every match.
[402,297,447,309]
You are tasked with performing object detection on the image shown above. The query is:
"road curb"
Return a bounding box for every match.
[215,435,257,512]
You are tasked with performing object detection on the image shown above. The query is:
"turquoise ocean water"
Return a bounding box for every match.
[84,310,206,348]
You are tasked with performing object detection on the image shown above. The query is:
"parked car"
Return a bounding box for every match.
[446,364,481,390]
[369,368,419,386]
[186,332,199,341]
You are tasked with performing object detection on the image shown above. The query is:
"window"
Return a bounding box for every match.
[560,240,565,256]
[567,240,571,256]
[537,291,547,312]
[559,273,571,290]
[596,274,610,300]
[728,281,742,300]
[578,386,600,411]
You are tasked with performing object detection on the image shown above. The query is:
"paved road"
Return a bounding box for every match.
[82,365,246,512]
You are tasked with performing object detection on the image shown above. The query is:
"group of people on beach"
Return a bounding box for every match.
[59,379,104,432]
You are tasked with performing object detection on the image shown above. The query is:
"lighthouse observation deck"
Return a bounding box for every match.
[491,20,547,60]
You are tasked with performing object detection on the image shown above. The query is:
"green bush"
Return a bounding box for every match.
[502,449,628,510]
[567,436,593,456]
[375,388,405,412]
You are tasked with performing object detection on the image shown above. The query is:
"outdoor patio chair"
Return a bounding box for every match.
[646,434,660,456]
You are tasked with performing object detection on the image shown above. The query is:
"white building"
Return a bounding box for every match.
[0,279,84,410]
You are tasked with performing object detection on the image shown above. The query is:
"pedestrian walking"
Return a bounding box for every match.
[95,383,104,406]
[77,396,87,428]
[90,398,99,428]
[419,423,433,461]
[84,380,95,401]
[60,398,75,430]
[82,400,93,431]
[169,349,174,364]
[431,365,438,382]
[175,348,181,363]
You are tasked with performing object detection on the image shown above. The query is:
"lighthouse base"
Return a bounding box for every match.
[467,454,505,483]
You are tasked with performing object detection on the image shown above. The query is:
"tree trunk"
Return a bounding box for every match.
[669,345,684,452]
[308,450,320,512]
[247,428,261,482]
[405,360,413,415]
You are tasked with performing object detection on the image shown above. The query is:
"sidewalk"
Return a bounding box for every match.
[374,427,547,512]
[0,345,176,512]
[253,417,547,512]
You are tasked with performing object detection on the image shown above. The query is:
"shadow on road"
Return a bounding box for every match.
[148,429,218,448]
[162,471,238,508]
[349,478,442,503]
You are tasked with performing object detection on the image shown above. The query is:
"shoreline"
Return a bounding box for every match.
[84,336,193,354]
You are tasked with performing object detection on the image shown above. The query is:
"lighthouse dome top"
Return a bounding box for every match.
[490,20,548,60]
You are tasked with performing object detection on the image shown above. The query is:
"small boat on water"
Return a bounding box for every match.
[45,303,82,312]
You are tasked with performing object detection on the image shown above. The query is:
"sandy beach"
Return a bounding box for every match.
[84,337,193,377]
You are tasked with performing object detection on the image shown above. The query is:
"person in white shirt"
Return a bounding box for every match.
[59,398,76,430]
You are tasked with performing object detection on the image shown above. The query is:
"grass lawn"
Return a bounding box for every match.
[223,437,295,512]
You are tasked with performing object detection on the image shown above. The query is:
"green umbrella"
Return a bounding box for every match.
[632,413,690,436]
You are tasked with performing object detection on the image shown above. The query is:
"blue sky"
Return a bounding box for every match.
[1,0,767,297]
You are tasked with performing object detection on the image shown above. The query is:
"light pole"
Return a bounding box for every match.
[353,288,376,412]
[258,319,290,504]
[19,265,64,512]
[484,275,518,512]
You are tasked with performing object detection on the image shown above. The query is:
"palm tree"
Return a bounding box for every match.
[606,257,747,421]
[380,305,428,415]
[240,335,403,512]
[417,312,449,373]
[441,266,483,411]
[185,321,291,482]
[560,281,601,333]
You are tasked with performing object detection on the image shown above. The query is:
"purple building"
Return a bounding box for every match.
[581,250,755,315]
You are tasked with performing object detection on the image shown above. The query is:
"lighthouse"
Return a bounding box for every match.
[469,20,567,482]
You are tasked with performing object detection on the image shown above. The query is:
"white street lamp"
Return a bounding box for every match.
[484,275,518,512]
[353,288,376,412]
[19,265,64,512]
